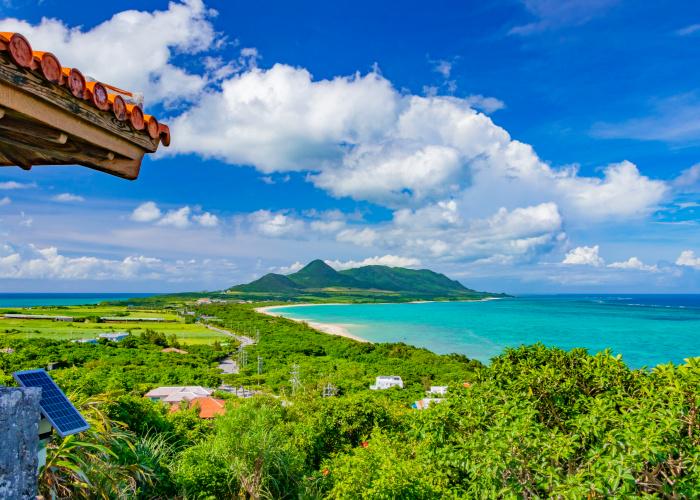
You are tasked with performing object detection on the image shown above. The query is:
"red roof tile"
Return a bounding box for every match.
[191,397,226,419]
[0,31,168,146]
[168,396,226,419]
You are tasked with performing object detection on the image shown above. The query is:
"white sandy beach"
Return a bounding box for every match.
[255,304,370,343]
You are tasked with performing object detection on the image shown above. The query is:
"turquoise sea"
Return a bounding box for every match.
[270,295,700,368]
[0,293,155,307]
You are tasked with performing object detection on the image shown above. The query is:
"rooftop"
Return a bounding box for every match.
[144,386,214,403]
[3,314,73,320]
[169,396,226,419]
[161,347,189,354]
[98,332,129,340]
[0,31,170,179]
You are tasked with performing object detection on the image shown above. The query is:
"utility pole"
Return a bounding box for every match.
[257,356,263,375]
[290,364,301,396]
[322,383,337,398]
[238,349,248,368]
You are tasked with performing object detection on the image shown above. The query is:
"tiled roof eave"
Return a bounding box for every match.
[0,32,170,180]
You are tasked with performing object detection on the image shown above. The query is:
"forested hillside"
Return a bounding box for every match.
[230,259,502,302]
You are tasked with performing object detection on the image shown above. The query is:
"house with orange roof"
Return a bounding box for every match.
[169,396,227,419]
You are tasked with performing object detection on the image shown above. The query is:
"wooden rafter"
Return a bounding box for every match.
[0,35,169,180]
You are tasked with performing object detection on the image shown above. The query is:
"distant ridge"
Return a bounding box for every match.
[229,259,499,301]
[341,265,472,294]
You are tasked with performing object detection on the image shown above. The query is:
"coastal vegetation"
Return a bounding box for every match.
[1,300,699,498]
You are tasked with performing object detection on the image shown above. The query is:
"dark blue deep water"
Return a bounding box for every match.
[0,293,155,307]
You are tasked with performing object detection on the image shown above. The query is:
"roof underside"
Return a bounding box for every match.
[0,34,169,180]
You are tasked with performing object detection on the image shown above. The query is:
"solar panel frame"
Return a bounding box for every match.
[13,368,90,437]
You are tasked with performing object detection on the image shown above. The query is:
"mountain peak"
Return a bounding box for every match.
[297,259,335,274]
[288,259,363,288]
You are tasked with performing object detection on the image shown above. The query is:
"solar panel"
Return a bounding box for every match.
[13,369,90,437]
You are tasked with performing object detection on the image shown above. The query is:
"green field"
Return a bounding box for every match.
[0,305,230,345]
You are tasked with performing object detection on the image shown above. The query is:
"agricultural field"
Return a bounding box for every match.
[0,304,230,345]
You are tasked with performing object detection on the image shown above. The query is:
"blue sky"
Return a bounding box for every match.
[1,0,699,293]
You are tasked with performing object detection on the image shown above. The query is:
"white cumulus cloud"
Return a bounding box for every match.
[158,206,192,228]
[247,210,306,238]
[274,261,305,274]
[131,201,218,228]
[0,0,220,104]
[676,250,700,270]
[673,164,700,193]
[0,244,158,280]
[166,63,666,225]
[325,255,422,270]
[0,242,237,283]
[131,202,162,222]
[0,197,11,206]
[607,257,658,272]
[562,245,604,266]
[193,212,219,227]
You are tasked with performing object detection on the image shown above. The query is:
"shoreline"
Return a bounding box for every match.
[255,304,370,343]
[254,297,502,344]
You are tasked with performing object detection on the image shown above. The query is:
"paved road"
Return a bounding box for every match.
[206,324,255,347]
[207,324,256,375]
[218,357,238,374]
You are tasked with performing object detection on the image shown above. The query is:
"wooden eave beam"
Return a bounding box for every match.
[0,111,68,144]
[0,80,144,161]
[0,53,158,153]
[0,130,114,164]
[0,51,161,179]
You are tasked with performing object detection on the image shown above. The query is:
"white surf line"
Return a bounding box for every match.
[255,305,369,343]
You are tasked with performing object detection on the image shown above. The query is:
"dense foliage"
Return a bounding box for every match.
[200,303,481,398]
[0,333,229,395]
[2,302,699,498]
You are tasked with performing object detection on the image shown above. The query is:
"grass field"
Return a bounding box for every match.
[0,305,229,345]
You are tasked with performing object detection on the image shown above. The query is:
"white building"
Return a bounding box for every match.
[144,386,214,404]
[428,385,448,396]
[369,376,404,390]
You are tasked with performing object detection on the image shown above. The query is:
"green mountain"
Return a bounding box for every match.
[287,260,365,289]
[233,273,301,293]
[229,259,498,301]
